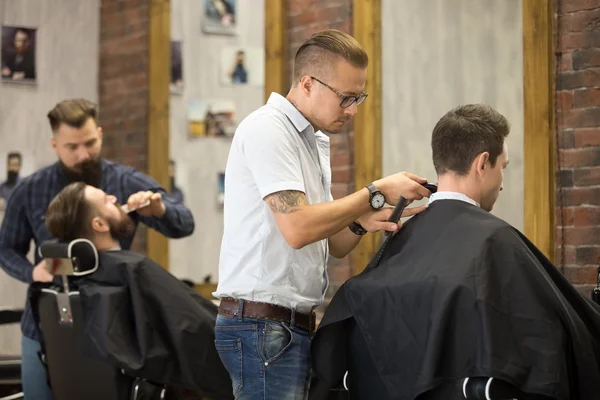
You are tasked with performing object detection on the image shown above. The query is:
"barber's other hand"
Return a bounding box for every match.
[373,172,431,205]
[127,191,166,218]
[32,260,53,283]
[357,205,427,233]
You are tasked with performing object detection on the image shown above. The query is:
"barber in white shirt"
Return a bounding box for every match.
[213,29,431,400]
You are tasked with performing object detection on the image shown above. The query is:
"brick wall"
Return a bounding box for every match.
[99,0,150,253]
[555,0,600,293]
[287,0,355,296]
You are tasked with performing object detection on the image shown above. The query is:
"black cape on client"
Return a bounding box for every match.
[66,251,231,399]
[309,199,600,400]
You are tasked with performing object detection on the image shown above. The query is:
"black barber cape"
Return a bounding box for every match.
[72,251,232,399]
[310,199,600,400]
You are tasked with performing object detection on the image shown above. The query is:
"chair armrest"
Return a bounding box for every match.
[0,308,23,325]
[463,377,524,399]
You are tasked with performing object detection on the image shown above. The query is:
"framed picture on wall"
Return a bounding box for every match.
[220,46,264,86]
[202,0,236,35]
[188,99,236,138]
[1,25,37,84]
[171,40,183,94]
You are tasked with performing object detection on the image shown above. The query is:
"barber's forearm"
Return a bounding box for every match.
[143,203,195,238]
[0,249,34,284]
[276,188,371,249]
[328,227,362,259]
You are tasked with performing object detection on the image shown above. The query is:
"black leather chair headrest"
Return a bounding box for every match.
[39,239,98,276]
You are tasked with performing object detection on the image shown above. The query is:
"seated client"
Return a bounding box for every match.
[309,104,600,400]
[42,182,233,400]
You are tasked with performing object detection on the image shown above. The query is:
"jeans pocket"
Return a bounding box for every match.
[215,338,243,396]
[262,321,293,364]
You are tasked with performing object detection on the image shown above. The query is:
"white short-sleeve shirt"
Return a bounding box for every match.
[213,93,332,313]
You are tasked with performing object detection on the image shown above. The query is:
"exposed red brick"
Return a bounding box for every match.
[558,68,600,90]
[557,90,574,110]
[562,0,600,13]
[563,226,600,246]
[573,88,600,107]
[561,186,600,206]
[560,8,600,34]
[563,264,598,284]
[559,147,600,167]
[573,48,600,69]
[559,51,573,71]
[99,0,149,253]
[573,206,600,226]
[559,107,600,129]
[572,166,600,185]
[557,207,575,227]
[331,166,352,183]
[559,31,600,51]
[573,128,600,147]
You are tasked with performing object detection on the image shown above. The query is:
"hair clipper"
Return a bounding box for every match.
[384,182,438,237]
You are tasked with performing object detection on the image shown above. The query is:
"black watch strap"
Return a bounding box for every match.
[349,222,367,236]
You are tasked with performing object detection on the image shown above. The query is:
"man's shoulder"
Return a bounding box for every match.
[102,159,137,177]
[236,103,294,138]
[11,163,56,194]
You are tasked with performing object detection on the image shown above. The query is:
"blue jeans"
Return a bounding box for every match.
[21,335,53,400]
[214,313,312,400]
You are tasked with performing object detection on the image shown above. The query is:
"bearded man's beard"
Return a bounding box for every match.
[107,208,136,240]
[6,170,18,186]
[60,158,102,188]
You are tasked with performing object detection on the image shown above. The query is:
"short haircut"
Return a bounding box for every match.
[45,182,97,241]
[47,99,98,133]
[293,29,368,83]
[431,104,510,176]
[7,152,21,161]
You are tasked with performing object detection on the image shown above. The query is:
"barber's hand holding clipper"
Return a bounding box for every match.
[125,191,166,218]
[354,172,432,234]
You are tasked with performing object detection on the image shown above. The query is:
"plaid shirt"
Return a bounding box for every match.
[0,159,195,340]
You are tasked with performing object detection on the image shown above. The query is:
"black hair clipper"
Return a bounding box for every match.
[592,266,600,306]
[384,182,438,237]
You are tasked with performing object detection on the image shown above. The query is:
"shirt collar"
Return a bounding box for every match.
[267,92,311,133]
[428,191,480,208]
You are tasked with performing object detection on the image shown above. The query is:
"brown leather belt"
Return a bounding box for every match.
[218,297,316,333]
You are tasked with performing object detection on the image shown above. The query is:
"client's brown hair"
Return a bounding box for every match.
[45,182,97,241]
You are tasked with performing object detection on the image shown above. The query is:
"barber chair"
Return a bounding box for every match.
[338,318,534,400]
[0,308,23,399]
[313,316,551,399]
[592,265,600,306]
[33,239,170,400]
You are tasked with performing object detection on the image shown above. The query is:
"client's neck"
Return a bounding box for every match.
[436,173,481,204]
[93,234,120,251]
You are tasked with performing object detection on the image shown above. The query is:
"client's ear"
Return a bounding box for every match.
[474,152,490,176]
[90,216,110,234]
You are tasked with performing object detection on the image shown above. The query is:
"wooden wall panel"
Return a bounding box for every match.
[147,0,171,269]
[523,0,555,262]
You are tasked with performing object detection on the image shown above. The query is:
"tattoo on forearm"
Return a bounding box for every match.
[267,190,306,214]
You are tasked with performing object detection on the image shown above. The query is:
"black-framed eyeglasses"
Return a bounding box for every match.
[311,76,368,108]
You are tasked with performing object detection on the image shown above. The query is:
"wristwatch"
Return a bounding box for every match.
[349,222,367,236]
[365,183,385,210]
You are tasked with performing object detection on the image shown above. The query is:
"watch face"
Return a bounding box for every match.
[372,193,385,208]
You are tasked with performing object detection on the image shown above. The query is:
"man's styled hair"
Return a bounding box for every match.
[431,104,510,176]
[47,99,98,133]
[293,29,368,83]
[46,182,97,241]
[7,152,21,162]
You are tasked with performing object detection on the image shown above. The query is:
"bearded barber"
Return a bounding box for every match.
[0,98,195,400]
